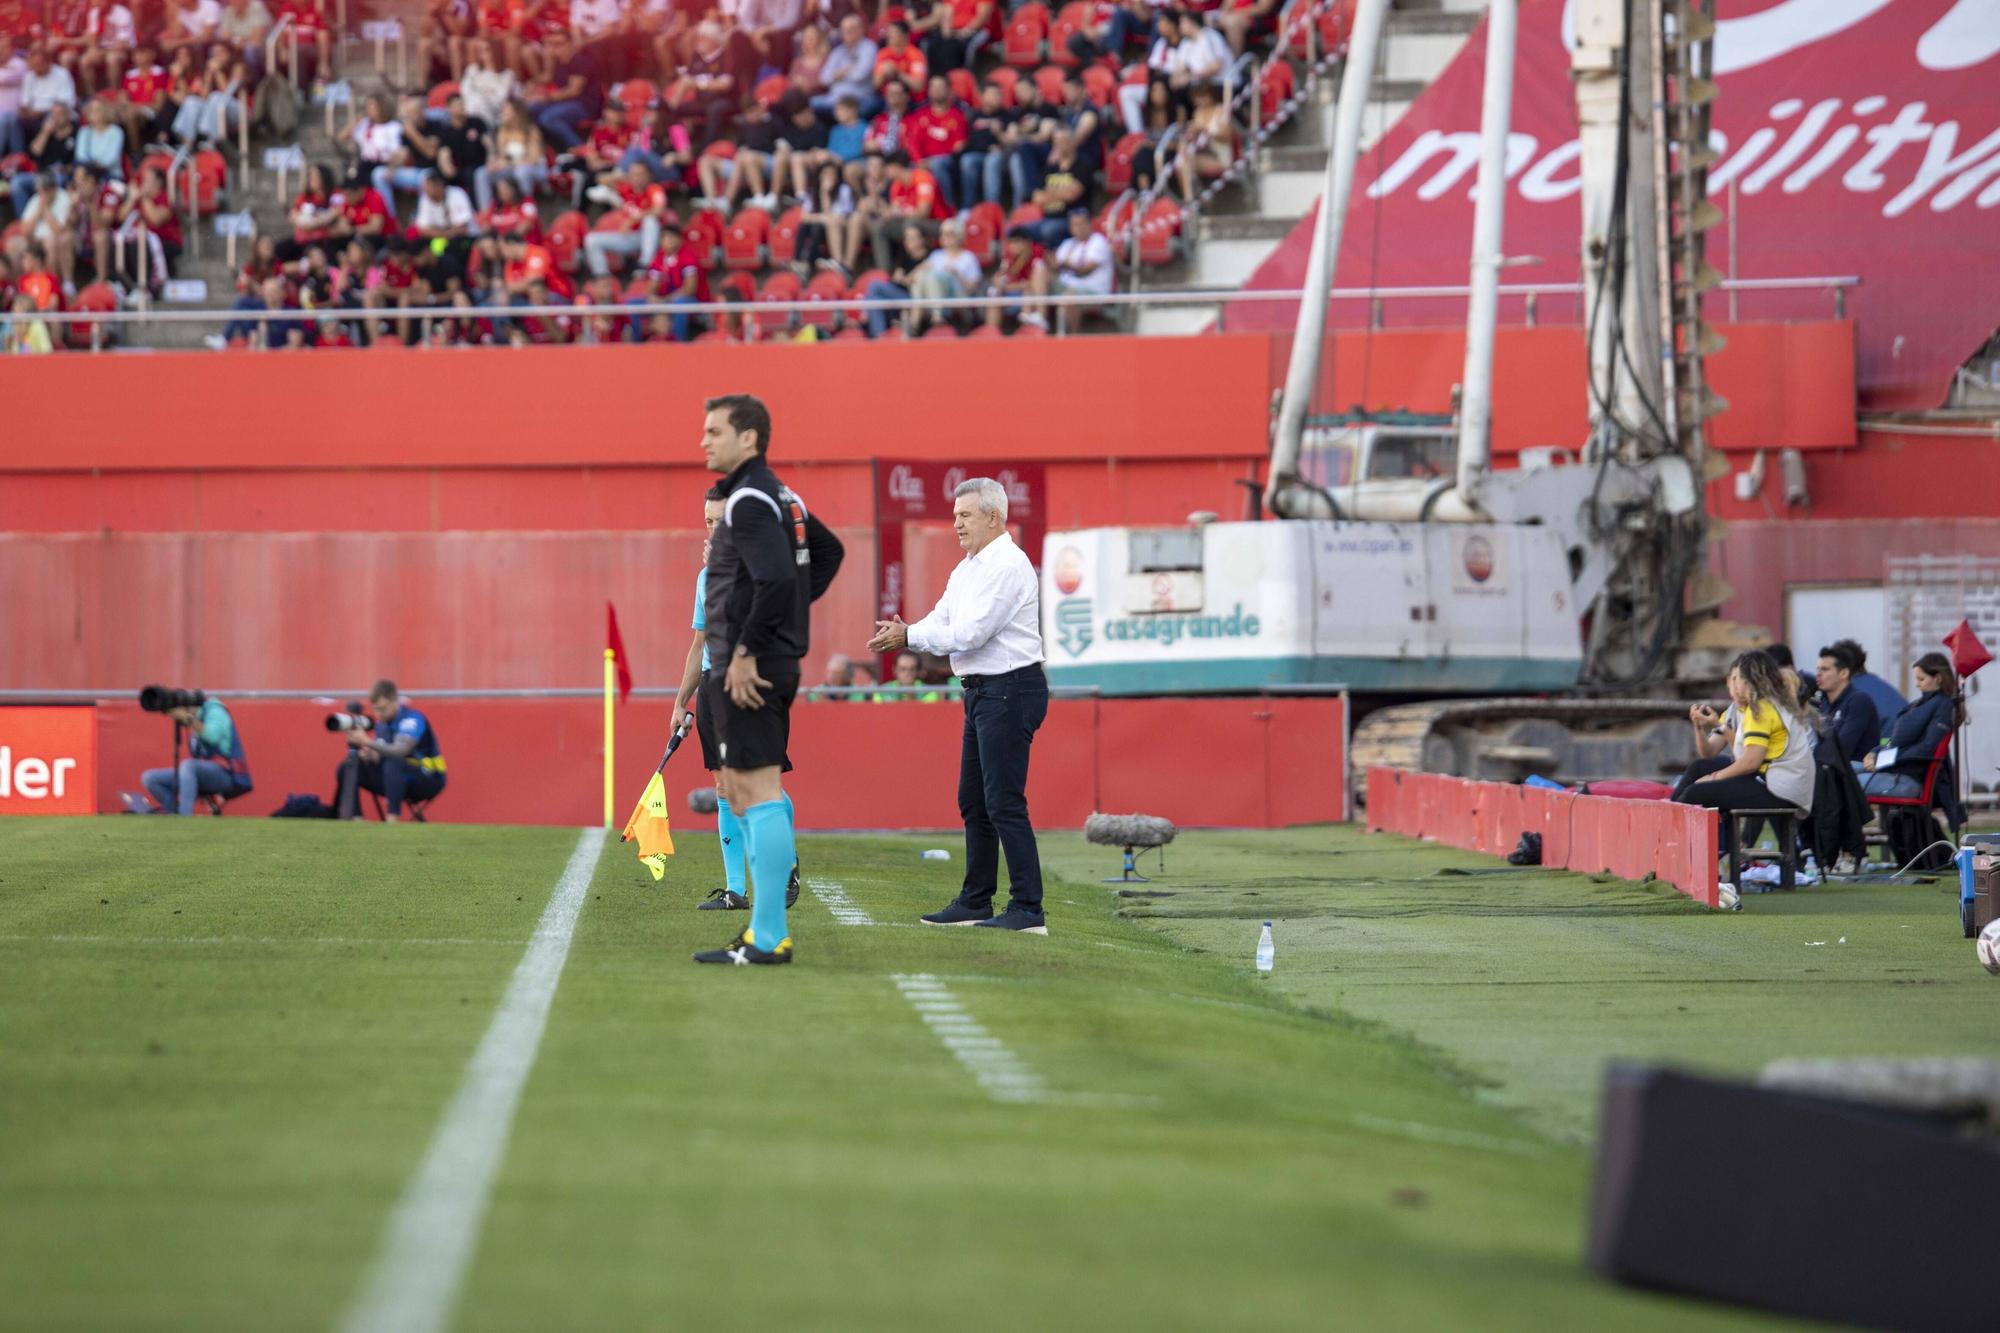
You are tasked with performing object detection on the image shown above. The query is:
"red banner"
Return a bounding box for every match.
[1235,0,2000,412]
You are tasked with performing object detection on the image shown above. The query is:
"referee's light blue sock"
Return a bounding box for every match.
[716,796,749,897]
[744,797,795,953]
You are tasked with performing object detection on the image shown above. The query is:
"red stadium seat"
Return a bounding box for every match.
[800,270,847,329]
[845,267,888,322]
[717,270,756,303]
[753,270,801,336]
[768,206,804,265]
[616,79,658,114]
[987,67,1021,107]
[1032,64,1066,105]
[947,67,978,105]
[754,73,788,107]
[922,322,960,338]
[191,150,228,214]
[1135,197,1181,265]
[963,201,1004,263]
[1259,60,1296,127]
[1081,63,1116,108]
[1104,131,1147,194]
[65,281,119,349]
[1002,3,1048,67]
[682,209,725,268]
[721,206,771,270]
[543,209,588,272]
[1006,202,1043,230]
[832,324,869,341]
[1049,2,1088,67]
[427,80,459,109]
[1011,320,1047,337]
[966,323,1003,339]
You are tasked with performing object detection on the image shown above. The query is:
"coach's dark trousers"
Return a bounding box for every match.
[957,664,1049,913]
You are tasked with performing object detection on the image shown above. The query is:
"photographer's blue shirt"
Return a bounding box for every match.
[693,567,711,672]
[376,707,444,772]
[191,698,250,781]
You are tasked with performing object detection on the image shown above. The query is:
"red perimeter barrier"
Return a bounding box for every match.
[83,696,1345,831]
[1364,767,1718,908]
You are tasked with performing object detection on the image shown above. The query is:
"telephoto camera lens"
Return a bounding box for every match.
[139,685,205,713]
[324,703,370,732]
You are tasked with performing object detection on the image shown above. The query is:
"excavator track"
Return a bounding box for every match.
[1350,697,1703,800]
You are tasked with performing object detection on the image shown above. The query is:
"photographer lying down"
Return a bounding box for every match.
[126,687,254,815]
[332,680,447,821]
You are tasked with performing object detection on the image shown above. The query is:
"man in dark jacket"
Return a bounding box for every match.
[693,392,844,965]
[1813,642,1880,763]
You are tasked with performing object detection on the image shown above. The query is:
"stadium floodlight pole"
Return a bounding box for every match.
[1265,0,1391,520]
[1455,0,1518,505]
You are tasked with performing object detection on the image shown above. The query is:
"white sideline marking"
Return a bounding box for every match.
[890,974,1159,1110]
[806,877,876,926]
[0,934,520,948]
[1348,1113,1547,1157]
[337,826,606,1333]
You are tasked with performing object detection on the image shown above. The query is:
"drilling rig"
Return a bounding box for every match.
[1041,0,1766,789]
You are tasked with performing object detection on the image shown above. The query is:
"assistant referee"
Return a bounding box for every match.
[870,478,1049,934]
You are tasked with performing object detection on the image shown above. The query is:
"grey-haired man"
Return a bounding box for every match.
[870,478,1049,933]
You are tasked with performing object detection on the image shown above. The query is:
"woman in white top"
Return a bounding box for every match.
[472,100,547,211]
[1119,11,1182,135]
[908,217,983,334]
[346,92,403,169]
[457,38,517,129]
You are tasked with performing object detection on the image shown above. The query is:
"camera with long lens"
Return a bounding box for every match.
[139,685,205,713]
[325,701,372,733]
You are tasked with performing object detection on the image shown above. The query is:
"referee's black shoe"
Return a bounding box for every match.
[787,860,801,908]
[697,888,748,911]
[974,908,1048,935]
[692,930,794,965]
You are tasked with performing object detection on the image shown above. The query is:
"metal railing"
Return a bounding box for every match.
[18,275,1860,350]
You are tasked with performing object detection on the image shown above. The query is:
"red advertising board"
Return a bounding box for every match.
[0,706,99,816]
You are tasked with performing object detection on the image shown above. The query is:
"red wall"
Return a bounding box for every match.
[89,695,1347,830]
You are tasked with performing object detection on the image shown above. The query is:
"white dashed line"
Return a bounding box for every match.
[807,878,877,926]
[890,973,1159,1109]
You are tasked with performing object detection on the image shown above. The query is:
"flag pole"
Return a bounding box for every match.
[603,647,616,828]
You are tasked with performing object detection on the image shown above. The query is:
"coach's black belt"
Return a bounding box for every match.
[959,663,1046,689]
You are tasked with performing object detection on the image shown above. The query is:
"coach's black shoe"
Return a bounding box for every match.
[787,861,801,909]
[698,888,749,910]
[692,931,793,965]
[974,908,1048,935]
[921,900,993,926]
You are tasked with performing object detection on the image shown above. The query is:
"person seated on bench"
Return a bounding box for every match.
[1812,641,1880,765]
[1855,651,1963,799]
[335,678,447,822]
[1671,650,1816,837]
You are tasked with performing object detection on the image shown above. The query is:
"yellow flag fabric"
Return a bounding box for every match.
[620,772,675,881]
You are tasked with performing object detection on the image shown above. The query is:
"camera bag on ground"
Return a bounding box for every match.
[271,793,336,819]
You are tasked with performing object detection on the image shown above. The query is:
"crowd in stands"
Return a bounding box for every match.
[1,0,1289,349]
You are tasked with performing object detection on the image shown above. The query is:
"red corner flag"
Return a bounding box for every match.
[607,601,633,703]
[1945,619,1992,681]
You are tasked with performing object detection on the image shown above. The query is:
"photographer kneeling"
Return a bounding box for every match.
[132,688,254,815]
[333,680,447,822]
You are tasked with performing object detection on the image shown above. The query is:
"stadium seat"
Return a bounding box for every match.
[1135,197,1181,265]
[1049,2,1089,67]
[682,209,725,268]
[1104,132,1147,194]
[832,324,869,341]
[1259,59,1296,127]
[427,80,459,110]
[753,270,800,336]
[947,67,978,105]
[768,206,804,265]
[1081,63,1116,108]
[543,209,588,272]
[1003,3,1048,67]
[800,270,847,329]
[717,270,756,303]
[963,201,1004,263]
[966,323,1003,339]
[1006,202,1044,231]
[987,66,1021,106]
[1032,64,1066,105]
[722,206,771,270]
[754,73,788,107]
[65,282,119,349]
[1011,319,1047,338]
[844,267,887,323]
[190,150,228,214]
[922,322,960,338]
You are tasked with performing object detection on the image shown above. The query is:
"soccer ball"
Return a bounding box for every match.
[1977,919,2000,976]
[1717,883,1741,912]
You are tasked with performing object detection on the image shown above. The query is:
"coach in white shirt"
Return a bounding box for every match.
[870,477,1050,934]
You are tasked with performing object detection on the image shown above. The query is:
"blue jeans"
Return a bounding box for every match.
[336,752,445,817]
[142,758,244,814]
[222,295,268,341]
[865,279,909,337]
[583,217,660,275]
[1008,141,1051,205]
[958,150,1003,208]
[923,153,957,211]
[373,164,429,212]
[617,144,679,185]
[954,666,1048,913]
[473,161,550,210]
[0,108,20,155]
[532,97,590,150]
[10,169,50,217]
[811,90,880,119]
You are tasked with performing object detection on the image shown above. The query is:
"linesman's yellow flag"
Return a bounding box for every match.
[620,772,676,881]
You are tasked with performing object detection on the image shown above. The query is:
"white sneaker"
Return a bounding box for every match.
[1019,312,1047,328]
[202,333,227,350]
[1717,882,1741,911]
[748,193,777,211]
[1832,853,1858,876]
[585,184,620,206]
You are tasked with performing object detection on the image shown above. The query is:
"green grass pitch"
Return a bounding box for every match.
[1,816,1986,1331]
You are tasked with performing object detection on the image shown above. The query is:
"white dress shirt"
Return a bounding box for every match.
[906,530,1045,677]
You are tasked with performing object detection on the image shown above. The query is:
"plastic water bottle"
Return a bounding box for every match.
[921,849,950,861]
[1255,922,1274,975]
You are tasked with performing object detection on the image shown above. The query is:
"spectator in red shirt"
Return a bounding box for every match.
[903,73,967,209]
[114,164,179,290]
[330,177,394,248]
[865,148,944,270]
[911,0,991,75]
[983,224,1046,330]
[861,76,911,168]
[279,161,340,261]
[476,173,539,247]
[872,19,924,89]
[584,161,672,276]
[645,214,709,341]
[574,98,634,196]
[117,41,171,146]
